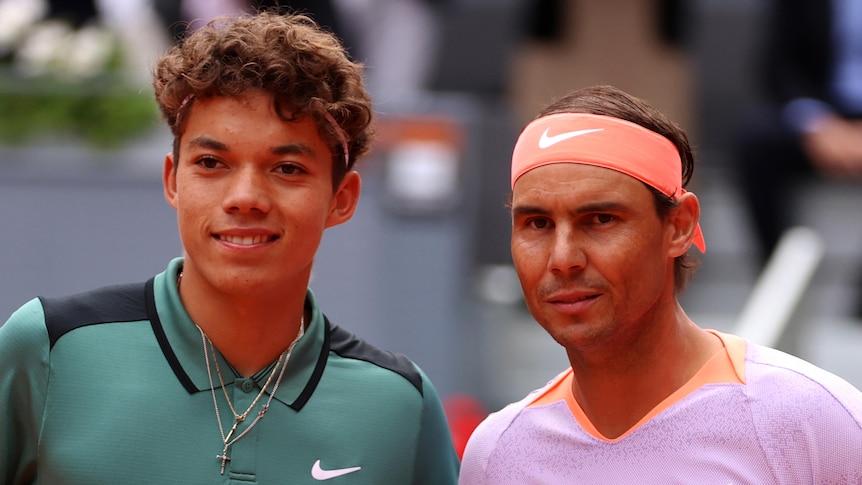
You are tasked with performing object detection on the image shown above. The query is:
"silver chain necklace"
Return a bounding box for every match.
[197,317,305,474]
[211,338,284,443]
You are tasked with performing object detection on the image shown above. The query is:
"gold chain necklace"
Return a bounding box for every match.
[198,319,304,474]
[210,338,284,442]
[181,271,306,474]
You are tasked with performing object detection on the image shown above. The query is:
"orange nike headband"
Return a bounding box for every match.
[511,113,706,252]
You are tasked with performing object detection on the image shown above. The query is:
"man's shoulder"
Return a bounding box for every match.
[745,342,859,391]
[467,370,569,445]
[0,280,152,368]
[740,342,862,476]
[458,374,565,481]
[326,322,425,395]
[744,342,862,423]
[39,281,151,348]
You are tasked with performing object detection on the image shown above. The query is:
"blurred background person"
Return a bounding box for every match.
[46,0,98,27]
[155,0,348,43]
[337,0,442,105]
[153,0,442,106]
[731,0,862,270]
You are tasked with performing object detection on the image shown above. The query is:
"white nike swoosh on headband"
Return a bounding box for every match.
[311,460,362,480]
[538,127,604,149]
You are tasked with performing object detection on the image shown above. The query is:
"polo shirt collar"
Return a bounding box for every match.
[147,257,328,411]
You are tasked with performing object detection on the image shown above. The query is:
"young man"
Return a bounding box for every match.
[0,11,459,484]
[458,85,862,483]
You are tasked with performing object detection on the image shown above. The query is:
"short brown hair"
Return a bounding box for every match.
[537,85,700,293]
[152,10,373,186]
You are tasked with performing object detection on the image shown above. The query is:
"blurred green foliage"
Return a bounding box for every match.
[0,72,158,149]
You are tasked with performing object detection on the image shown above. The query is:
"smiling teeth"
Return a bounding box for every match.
[221,235,270,245]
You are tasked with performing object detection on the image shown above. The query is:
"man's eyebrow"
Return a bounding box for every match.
[271,143,316,157]
[187,135,227,151]
[511,201,629,217]
[572,201,629,214]
[511,205,549,217]
[186,136,317,157]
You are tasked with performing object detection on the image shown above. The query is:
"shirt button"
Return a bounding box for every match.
[238,379,255,393]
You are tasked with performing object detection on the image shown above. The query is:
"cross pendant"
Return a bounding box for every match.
[217,451,231,474]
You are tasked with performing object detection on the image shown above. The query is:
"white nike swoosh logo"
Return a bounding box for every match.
[311,460,362,480]
[538,127,604,148]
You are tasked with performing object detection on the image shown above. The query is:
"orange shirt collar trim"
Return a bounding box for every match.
[528,330,746,441]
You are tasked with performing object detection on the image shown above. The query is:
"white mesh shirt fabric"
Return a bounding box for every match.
[459,341,862,484]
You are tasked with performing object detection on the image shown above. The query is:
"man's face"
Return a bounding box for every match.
[510,163,677,353]
[163,89,359,297]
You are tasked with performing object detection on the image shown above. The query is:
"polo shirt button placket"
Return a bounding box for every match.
[228,378,259,480]
[240,379,255,393]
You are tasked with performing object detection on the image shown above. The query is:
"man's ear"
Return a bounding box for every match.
[326,170,361,228]
[667,191,700,257]
[163,152,178,210]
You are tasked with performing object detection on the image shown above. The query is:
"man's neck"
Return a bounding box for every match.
[567,313,722,439]
[179,273,308,377]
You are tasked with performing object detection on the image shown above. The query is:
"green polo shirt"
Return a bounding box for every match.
[0,258,459,484]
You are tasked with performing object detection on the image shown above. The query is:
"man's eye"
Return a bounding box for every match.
[593,214,615,224]
[277,163,304,175]
[196,157,220,169]
[529,218,550,230]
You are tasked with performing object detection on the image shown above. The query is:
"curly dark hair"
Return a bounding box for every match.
[537,85,700,294]
[152,10,373,187]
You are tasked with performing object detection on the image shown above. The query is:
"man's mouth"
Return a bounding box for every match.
[215,234,278,245]
[551,294,598,304]
[543,288,603,308]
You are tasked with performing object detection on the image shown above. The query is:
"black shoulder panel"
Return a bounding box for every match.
[327,319,424,395]
[40,282,149,349]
